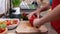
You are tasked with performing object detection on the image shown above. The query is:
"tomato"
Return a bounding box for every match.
[29,15,37,26]
[6,20,11,26]
[29,17,33,26]
[0,28,2,33]
[22,12,27,17]
[1,28,5,33]
[13,20,18,24]
[0,28,5,33]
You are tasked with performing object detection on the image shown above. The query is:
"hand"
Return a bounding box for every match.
[28,10,40,19]
[28,11,37,19]
[33,18,43,27]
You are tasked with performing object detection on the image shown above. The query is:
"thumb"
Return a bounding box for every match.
[27,14,32,19]
[36,10,40,18]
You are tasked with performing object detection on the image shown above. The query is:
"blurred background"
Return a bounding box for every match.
[0,0,58,34]
[1,0,49,18]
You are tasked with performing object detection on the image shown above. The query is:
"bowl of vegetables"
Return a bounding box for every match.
[0,19,19,30]
[6,19,20,29]
[0,21,8,34]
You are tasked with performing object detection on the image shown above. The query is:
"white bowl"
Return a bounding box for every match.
[7,19,20,29]
[7,22,19,29]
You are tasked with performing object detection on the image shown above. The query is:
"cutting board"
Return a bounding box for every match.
[16,21,48,34]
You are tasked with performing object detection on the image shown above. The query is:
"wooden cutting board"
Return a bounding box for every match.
[16,21,48,34]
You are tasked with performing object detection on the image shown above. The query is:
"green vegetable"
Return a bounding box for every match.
[0,23,6,28]
[12,0,21,7]
[1,24,6,28]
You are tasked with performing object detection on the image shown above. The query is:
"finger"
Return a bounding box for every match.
[33,21,40,28]
[34,25,40,28]
[27,15,29,19]
[27,14,31,19]
[36,12,40,18]
[33,21,38,27]
[33,23,39,28]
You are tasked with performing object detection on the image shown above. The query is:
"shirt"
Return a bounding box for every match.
[51,0,60,34]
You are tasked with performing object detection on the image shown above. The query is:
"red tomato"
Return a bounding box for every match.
[6,20,11,26]
[0,29,2,33]
[29,15,37,26]
[1,28,5,33]
[13,20,18,24]
[0,28,5,33]
[22,12,27,17]
[29,17,33,26]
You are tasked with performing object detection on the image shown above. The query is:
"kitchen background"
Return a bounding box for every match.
[4,0,49,18]
[0,0,58,34]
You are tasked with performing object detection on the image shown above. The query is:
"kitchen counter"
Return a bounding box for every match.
[7,22,58,34]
